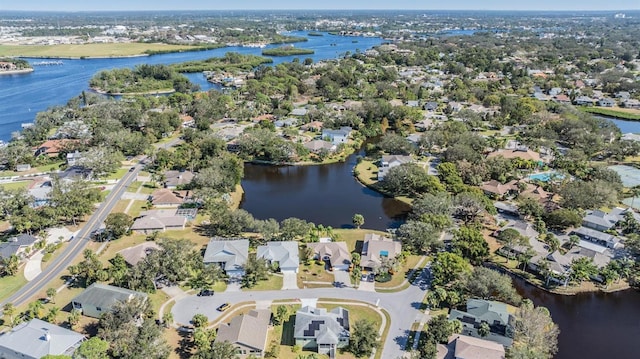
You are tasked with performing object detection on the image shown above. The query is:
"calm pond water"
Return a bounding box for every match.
[0,31,382,141]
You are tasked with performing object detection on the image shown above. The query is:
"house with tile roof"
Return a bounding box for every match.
[215,309,271,358]
[163,170,195,189]
[150,189,191,207]
[294,306,350,358]
[71,283,147,318]
[444,334,506,359]
[203,238,249,278]
[487,148,544,163]
[257,241,299,273]
[117,242,161,266]
[480,180,519,199]
[0,319,85,359]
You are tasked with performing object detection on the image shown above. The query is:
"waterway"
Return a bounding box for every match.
[0,31,382,141]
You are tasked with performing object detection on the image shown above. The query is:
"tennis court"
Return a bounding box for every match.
[608,165,640,188]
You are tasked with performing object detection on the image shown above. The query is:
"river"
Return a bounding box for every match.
[0,31,382,142]
[4,30,640,358]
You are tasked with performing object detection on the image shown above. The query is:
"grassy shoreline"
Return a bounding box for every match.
[580,106,640,121]
[0,42,208,58]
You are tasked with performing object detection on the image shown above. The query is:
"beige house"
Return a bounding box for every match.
[360,233,402,270]
[438,334,506,359]
[215,309,271,358]
[307,242,352,271]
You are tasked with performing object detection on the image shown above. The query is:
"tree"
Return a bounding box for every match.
[348,319,379,357]
[425,314,454,344]
[78,147,124,178]
[543,209,582,231]
[478,322,491,337]
[104,213,133,239]
[378,133,415,155]
[570,257,598,284]
[510,300,559,359]
[567,235,580,249]
[396,220,441,254]
[67,309,81,330]
[68,249,104,286]
[194,341,239,359]
[73,337,109,359]
[3,303,15,325]
[301,246,314,265]
[352,213,364,229]
[46,288,57,304]
[192,313,209,328]
[48,177,101,226]
[44,306,60,323]
[273,305,290,325]
[381,163,444,197]
[430,252,472,287]
[461,267,522,305]
[451,225,489,265]
[279,217,314,241]
[559,180,619,210]
[241,256,269,288]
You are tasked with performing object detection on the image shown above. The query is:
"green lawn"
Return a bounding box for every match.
[376,255,423,290]
[298,261,334,287]
[250,274,283,291]
[0,271,27,303]
[333,228,390,253]
[0,181,30,190]
[0,162,64,177]
[0,42,202,58]
[127,200,148,218]
[127,181,143,192]
[140,184,158,195]
[111,200,130,214]
[101,168,128,181]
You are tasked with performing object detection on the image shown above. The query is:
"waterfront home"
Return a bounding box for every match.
[582,210,618,232]
[597,98,616,107]
[571,227,620,249]
[294,306,350,357]
[203,238,249,279]
[487,147,545,163]
[303,139,337,153]
[34,139,77,157]
[215,309,271,358]
[439,334,506,359]
[0,319,85,359]
[574,96,594,106]
[307,241,352,271]
[117,242,161,266]
[71,283,147,318]
[0,234,39,261]
[622,99,640,109]
[257,241,300,273]
[448,299,515,347]
[301,121,324,132]
[163,170,194,189]
[615,91,631,100]
[360,233,402,271]
[150,188,191,207]
[322,127,352,145]
[377,154,413,180]
[553,94,571,103]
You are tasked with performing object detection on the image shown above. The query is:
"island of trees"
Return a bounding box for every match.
[262,46,315,57]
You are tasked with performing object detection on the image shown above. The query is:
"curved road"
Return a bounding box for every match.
[172,268,431,359]
[0,164,143,309]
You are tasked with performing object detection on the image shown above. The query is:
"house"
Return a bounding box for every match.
[163,170,195,189]
[574,96,594,106]
[215,309,271,358]
[532,92,549,101]
[0,234,39,260]
[494,202,519,217]
[28,180,52,208]
[203,238,249,279]
[582,210,618,232]
[301,121,324,132]
[548,87,562,96]
[117,242,161,266]
[487,148,544,163]
[443,334,506,359]
[553,94,571,103]
[424,102,439,111]
[571,227,620,249]
[150,189,191,207]
[597,98,616,107]
[497,220,539,240]
[377,154,413,180]
[360,233,402,271]
[621,133,640,142]
[303,140,336,153]
[307,242,352,271]
[615,91,631,100]
[130,215,186,234]
[274,118,299,128]
[290,108,308,117]
[15,164,31,172]
[34,139,77,157]
[294,306,350,357]
[406,100,420,108]
[257,241,300,273]
[448,299,515,347]
[71,283,147,318]
[480,180,519,199]
[622,99,640,109]
[0,319,85,359]
[66,151,82,166]
[322,127,352,145]
[179,114,195,128]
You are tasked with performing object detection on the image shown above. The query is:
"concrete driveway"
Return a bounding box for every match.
[171,265,431,359]
[282,271,298,290]
[333,270,351,288]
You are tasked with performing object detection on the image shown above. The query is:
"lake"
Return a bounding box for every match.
[0,31,382,141]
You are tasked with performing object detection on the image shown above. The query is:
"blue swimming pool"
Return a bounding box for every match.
[529,171,562,182]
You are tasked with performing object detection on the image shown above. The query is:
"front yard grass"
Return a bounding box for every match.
[250,274,283,291]
[333,228,390,253]
[127,200,148,218]
[101,168,128,181]
[0,270,27,303]
[0,181,30,190]
[375,255,423,290]
[111,199,130,214]
[298,261,335,287]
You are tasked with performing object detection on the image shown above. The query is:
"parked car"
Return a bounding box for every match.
[197,289,214,297]
[177,325,194,333]
[217,303,230,312]
[367,273,375,282]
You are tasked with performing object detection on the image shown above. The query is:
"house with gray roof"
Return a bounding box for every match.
[582,210,618,232]
[163,170,195,189]
[308,242,352,271]
[71,283,147,318]
[130,215,186,234]
[294,306,350,358]
[0,234,39,260]
[215,309,271,358]
[322,127,352,145]
[378,154,414,180]
[117,241,161,266]
[360,233,402,271]
[303,139,336,153]
[0,319,84,359]
[257,241,299,273]
[448,299,514,347]
[597,98,616,107]
[571,226,620,249]
[290,108,309,117]
[203,238,249,278]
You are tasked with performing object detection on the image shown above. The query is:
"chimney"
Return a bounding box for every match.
[43,330,51,341]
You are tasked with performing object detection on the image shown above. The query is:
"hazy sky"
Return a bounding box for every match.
[1,0,638,11]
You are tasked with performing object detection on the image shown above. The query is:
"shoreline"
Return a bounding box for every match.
[0,68,34,75]
[89,87,176,96]
[17,54,150,60]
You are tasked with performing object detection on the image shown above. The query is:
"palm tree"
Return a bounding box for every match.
[46,288,57,304]
[3,303,15,326]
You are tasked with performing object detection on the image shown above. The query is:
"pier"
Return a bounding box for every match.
[31,61,64,66]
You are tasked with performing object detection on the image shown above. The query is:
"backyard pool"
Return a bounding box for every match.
[528,171,562,182]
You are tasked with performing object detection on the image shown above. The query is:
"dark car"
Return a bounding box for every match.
[197,289,214,297]
[217,303,230,312]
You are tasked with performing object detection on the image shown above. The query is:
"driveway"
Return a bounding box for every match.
[282,271,298,290]
[333,270,351,288]
[23,252,43,281]
[357,280,375,292]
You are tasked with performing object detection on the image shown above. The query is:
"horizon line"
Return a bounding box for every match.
[2,9,639,12]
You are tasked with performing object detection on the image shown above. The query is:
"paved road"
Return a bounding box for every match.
[0,164,143,309]
[172,267,431,359]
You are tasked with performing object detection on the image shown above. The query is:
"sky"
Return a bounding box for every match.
[1,0,639,11]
